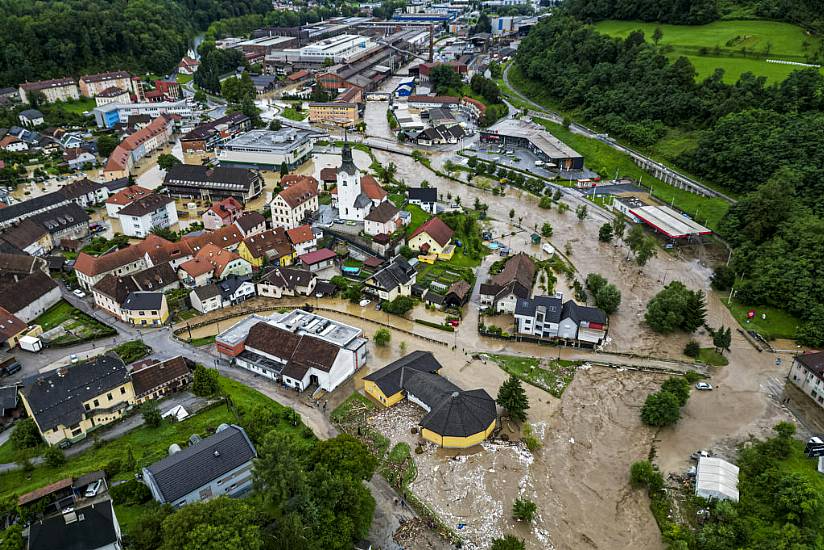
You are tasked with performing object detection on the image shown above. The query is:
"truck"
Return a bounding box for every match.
[0,356,21,377]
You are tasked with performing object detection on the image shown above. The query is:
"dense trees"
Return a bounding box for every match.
[191,365,220,396]
[0,0,273,87]
[645,281,707,333]
[159,497,262,550]
[565,0,719,25]
[585,273,622,314]
[194,47,244,94]
[10,418,41,450]
[641,376,693,427]
[429,64,463,96]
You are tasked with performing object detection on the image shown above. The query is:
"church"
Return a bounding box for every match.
[333,139,389,221]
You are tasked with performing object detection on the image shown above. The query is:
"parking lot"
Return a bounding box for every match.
[464,143,597,181]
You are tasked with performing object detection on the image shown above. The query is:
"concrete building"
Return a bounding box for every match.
[142,424,257,507]
[93,101,191,129]
[18,78,79,104]
[79,71,132,97]
[20,356,135,446]
[102,116,174,180]
[217,127,322,170]
[216,309,368,392]
[514,295,608,345]
[364,351,497,448]
[789,351,824,409]
[180,113,251,153]
[481,118,584,171]
[94,86,131,107]
[270,179,319,230]
[114,193,178,238]
[308,102,359,126]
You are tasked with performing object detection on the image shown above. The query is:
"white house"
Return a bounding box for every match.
[115,193,178,238]
[189,276,256,313]
[407,186,437,214]
[788,351,824,409]
[178,244,252,287]
[256,266,317,299]
[514,294,608,345]
[19,109,44,127]
[364,201,402,237]
[270,179,318,230]
[286,225,318,257]
[363,256,417,301]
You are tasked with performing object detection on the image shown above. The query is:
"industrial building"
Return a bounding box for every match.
[481,119,584,171]
[93,100,192,129]
[216,127,325,170]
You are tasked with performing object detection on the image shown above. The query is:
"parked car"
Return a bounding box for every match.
[448,319,460,327]
[85,479,102,498]
[0,357,21,377]
[359,299,371,307]
[72,289,86,298]
[695,382,713,391]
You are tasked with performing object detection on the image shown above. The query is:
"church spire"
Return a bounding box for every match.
[340,129,357,175]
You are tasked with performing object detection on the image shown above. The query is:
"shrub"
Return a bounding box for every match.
[538,196,552,209]
[105,459,122,478]
[383,296,414,315]
[641,391,681,427]
[142,400,163,428]
[192,365,220,396]
[10,418,42,450]
[661,377,691,407]
[112,340,152,364]
[374,328,391,347]
[684,340,701,358]
[44,446,66,468]
[110,479,153,506]
[491,534,526,550]
[512,497,537,522]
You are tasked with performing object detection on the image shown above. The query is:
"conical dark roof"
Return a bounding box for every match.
[339,137,357,176]
[419,388,497,438]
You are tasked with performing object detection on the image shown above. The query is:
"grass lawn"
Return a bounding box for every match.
[697,347,729,367]
[33,300,78,330]
[594,19,823,82]
[0,440,45,465]
[0,376,299,501]
[405,203,430,235]
[33,300,116,344]
[113,504,146,533]
[54,98,96,115]
[488,354,580,398]
[175,73,193,84]
[189,335,216,347]
[533,117,730,230]
[721,296,800,341]
[281,107,307,121]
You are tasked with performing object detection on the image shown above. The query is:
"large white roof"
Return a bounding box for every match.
[695,457,739,502]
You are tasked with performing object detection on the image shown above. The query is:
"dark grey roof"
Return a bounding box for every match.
[364,201,399,224]
[561,300,607,325]
[353,193,372,209]
[796,351,824,379]
[403,369,461,406]
[363,351,442,397]
[216,275,252,299]
[130,262,178,291]
[193,283,221,301]
[0,189,66,225]
[164,164,259,193]
[101,177,130,193]
[408,187,437,203]
[72,470,106,490]
[1,219,47,249]
[122,291,164,311]
[22,356,129,431]
[30,203,90,235]
[118,193,174,217]
[339,141,357,175]
[420,388,497,439]
[423,289,445,305]
[0,271,58,316]
[515,295,562,322]
[260,266,315,291]
[0,385,18,411]
[144,425,256,503]
[28,499,119,550]
[369,256,416,292]
[235,212,265,233]
[20,109,44,119]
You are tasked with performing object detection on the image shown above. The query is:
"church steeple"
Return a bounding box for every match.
[340,130,357,175]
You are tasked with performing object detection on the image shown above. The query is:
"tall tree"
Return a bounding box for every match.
[497,376,529,423]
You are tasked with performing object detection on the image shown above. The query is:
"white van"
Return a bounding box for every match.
[542,243,555,256]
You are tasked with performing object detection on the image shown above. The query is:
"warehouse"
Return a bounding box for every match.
[695,457,739,502]
[481,118,584,171]
[364,351,498,449]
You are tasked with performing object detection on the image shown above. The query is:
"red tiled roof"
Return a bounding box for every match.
[409,217,454,247]
[106,185,152,206]
[287,70,309,81]
[0,306,26,340]
[299,248,336,265]
[180,243,241,278]
[320,167,337,182]
[276,179,318,209]
[360,175,387,201]
[280,174,318,189]
[208,197,243,220]
[286,224,314,245]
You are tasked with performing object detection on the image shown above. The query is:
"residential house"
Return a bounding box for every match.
[234,212,266,238]
[0,271,60,323]
[407,187,437,214]
[788,351,824,409]
[279,174,318,189]
[103,116,174,180]
[558,300,607,344]
[416,124,465,146]
[142,424,256,507]
[178,56,200,75]
[27,499,123,550]
[19,109,44,127]
[105,185,153,217]
[407,217,454,256]
[237,229,294,270]
[179,113,251,154]
[63,148,98,170]
[114,193,178,238]
[256,266,317,299]
[364,256,417,301]
[130,356,193,404]
[189,276,256,313]
[0,384,22,425]
[363,351,497,449]
[0,306,27,351]
[479,252,535,314]
[91,263,179,320]
[79,71,132,97]
[0,253,48,277]
[286,224,317,256]
[298,248,336,273]
[30,203,91,244]
[220,309,368,391]
[18,78,79,104]
[19,355,134,445]
[320,167,337,189]
[270,179,319,230]
[94,86,131,107]
[61,178,110,207]
[163,165,263,203]
[364,201,402,237]
[75,245,149,290]
[178,244,252,287]
[0,135,27,152]
[202,197,244,230]
[1,219,52,256]
[121,292,169,326]
[514,294,607,345]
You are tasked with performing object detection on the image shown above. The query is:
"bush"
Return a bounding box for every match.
[630,460,663,492]
[598,223,613,242]
[585,273,608,294]
[522,424,541,452]
[383,296,414,315]
[641,391,682,427]
[10,418,42,450]
[491,534,526,550]
[661,377,691,407]
[44,446,66,468]
[512,497,537,522]
[142,400,163,428]
[112,340,152,364]
[374,328,391,347]
[541,222,553,238]
[192,365,220,397]
[538,196,552,209]
[105,459,122,478]
[684,340,701,358]
[110,479,153,506]
[595,284,621,314]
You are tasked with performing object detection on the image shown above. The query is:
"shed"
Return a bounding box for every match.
[695,457,739,502]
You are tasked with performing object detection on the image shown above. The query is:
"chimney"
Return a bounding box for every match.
[213,450,220,457]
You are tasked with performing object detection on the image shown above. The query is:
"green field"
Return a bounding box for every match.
[721,295,800,341]
[488,354,579,398]
[281,107,307,121]
[594,19,823,82]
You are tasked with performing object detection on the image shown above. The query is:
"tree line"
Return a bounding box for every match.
[0,0,273,87]
[565,0,719,25]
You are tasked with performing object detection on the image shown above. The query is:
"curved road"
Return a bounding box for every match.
[501,63,736,203]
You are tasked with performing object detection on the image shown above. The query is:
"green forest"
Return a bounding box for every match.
[515,12,824,345]
[0,0,273,87]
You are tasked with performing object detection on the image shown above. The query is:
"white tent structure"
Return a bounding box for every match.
[695,457,739,502]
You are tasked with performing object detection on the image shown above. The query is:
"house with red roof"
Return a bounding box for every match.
[408,217,454,256]
[286,224,318,256]
[178,243,251,287]
[202,197,244,230]
[298,248,337,273]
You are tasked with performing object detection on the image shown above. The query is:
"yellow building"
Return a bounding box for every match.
[20,355,136,446]
[407,217,454,257]
[121,292,169,326]
[363,351,498,449]
[237,229,295,269]
[308,102,359,127]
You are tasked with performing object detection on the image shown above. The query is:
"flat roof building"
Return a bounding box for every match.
[630,205,712,239]
[481,118,584,171]
[217,127,325,170]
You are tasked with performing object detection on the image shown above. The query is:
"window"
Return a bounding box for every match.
[107,393,113,401]
[120,387,126,395]
[93,399,99,407]
[84,403,90,411]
